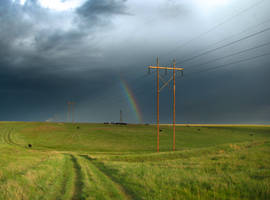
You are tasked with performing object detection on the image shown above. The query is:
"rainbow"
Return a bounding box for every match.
[120,79,143,123]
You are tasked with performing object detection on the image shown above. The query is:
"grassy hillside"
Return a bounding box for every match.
[0,122,269,199]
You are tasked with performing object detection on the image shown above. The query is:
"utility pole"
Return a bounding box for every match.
[67,101,71,122]
[53,114,58,122]
[157,57,160,152]
[71,102,75,123]
[120,110,123,123]
[173,59,176,151]
[67,101,75,123]
[148,57,184,152]
[150,57,160,152]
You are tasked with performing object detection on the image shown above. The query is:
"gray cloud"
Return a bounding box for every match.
[77,0,127,18]
[158,0,190,18]
[76,0,128,28]
[0,0,270,123]
[0,0,128,70]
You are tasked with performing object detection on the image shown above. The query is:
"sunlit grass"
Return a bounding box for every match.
[0,122,269,199]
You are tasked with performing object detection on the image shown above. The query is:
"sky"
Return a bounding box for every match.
[0,0,270,124]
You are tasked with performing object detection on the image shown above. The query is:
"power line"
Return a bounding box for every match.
[91,18,270,107]
[53,0,269,112]
[99,51,270,114]
[178,18,270,64]
[83,0,270,121]
[84,52,267,125]
[51,1,268,76]
[86,34,270,119]
[185,41,270,71]
[87,43,270,119]
[178,26,270,65]
[117,6,270,81]
[164,0,267,58]
[185,52,270,78]
[89,22,270,106]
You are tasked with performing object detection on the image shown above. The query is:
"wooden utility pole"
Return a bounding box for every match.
[67,101,75,123]
[120,110,123,123]
[71,102,75,123]
[148,58,184,152]
[157,57,160,152]
[67,101,71,122]
[173,59,176,151]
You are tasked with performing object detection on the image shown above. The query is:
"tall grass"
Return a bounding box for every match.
[0,122,269,199]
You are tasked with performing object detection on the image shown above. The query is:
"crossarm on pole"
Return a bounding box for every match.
[148,66,184,70]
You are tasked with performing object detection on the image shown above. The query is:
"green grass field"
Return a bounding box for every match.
[0,122,269,200]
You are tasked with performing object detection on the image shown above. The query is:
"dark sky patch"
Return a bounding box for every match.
[0,0,269,123]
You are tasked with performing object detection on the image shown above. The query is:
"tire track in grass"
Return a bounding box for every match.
[3,129,12,145]
[80,155,129,200]
[1,128,11,145]
[60,155,70,196]
[7,129,17,146]
[70,155,85,200]
[1,128,19,146]
[56,154,74,200]
[0,128,6,144]
[81,155,134,200]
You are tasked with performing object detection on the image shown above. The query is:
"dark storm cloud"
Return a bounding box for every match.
[0,0,129,121]
[0,0,270,123]
[0,61,118,121]
[77,0,128,18]
[0,0,128,66]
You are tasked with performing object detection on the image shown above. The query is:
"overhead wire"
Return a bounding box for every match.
[184,52,270,78]
[93,39,270,108]
[85,49,269,123]
[107,0,269,90]
[88,37,270,120]
[175,17,270,66]
[177,26,270,65]
[163,0,267,58]
[183,41,270,72]
[103,37,270,117]
[84,0,270,122]
[90,0,268,93]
